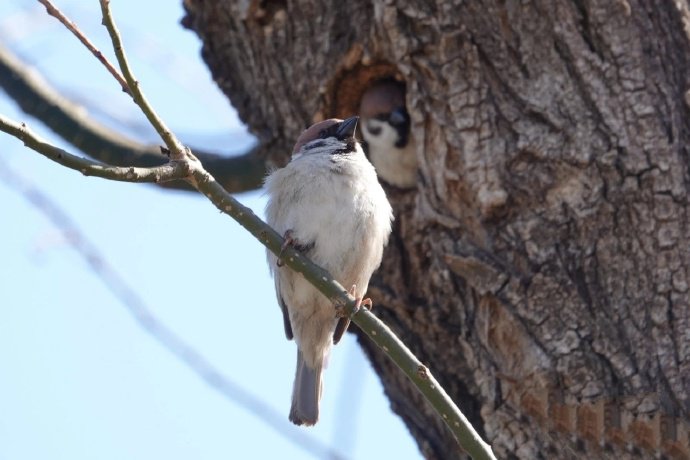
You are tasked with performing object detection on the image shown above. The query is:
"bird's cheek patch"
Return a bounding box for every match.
[366,122,382,136]
[338,140,357,154]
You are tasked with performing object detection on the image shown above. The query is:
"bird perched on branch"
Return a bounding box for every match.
[359,79,418,189]
[264,116,393,426]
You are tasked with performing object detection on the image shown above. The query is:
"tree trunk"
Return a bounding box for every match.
[183,1,690,458]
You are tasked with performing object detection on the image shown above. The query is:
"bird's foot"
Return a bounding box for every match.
[333,286,373,343]
[335,285,373,318]
[277,230,295,267]
[277,230,315,267]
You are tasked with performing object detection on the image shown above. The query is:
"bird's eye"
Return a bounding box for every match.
[319,124,338,139]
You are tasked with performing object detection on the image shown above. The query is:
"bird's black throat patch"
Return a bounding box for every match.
[332,139,356,155]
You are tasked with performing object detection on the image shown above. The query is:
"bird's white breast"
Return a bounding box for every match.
[265,142,391,286]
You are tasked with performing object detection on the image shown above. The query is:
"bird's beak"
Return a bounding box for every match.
[336,116,359,140]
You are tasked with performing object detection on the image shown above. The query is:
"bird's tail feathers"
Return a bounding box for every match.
[289,349,323,426]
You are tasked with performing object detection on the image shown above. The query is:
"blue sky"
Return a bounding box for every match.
[0,2,421,459]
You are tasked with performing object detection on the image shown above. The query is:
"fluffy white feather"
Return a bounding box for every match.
[264,118,393,426]
[362,118,418,188]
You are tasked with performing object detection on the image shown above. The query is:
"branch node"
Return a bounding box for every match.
[417,364,430,380]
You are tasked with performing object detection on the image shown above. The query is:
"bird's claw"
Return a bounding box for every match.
[277,230,295,267]
[351,297,373,316]
[338,285,374,318]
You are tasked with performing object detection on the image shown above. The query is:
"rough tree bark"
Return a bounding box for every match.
[183,1,690,458]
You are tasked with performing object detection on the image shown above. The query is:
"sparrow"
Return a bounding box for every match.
[264,116,393,426]
[359,80,418,189]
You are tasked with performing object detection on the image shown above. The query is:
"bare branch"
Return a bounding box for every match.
[0,162,347,460]
[37,0,130,95]
[98,0,183,158]
[0,43,266,193]
[0,114,187,183]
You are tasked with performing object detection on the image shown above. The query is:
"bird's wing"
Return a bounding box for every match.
[275,276,293,340]
[332,317,350,345]
[272,231,318,341]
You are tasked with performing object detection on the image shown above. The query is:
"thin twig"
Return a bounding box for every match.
[37,0,130,95]
[0,161,347,460]
[0,43,267,193]
[0,114,187,183]
[98,0,184,157]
